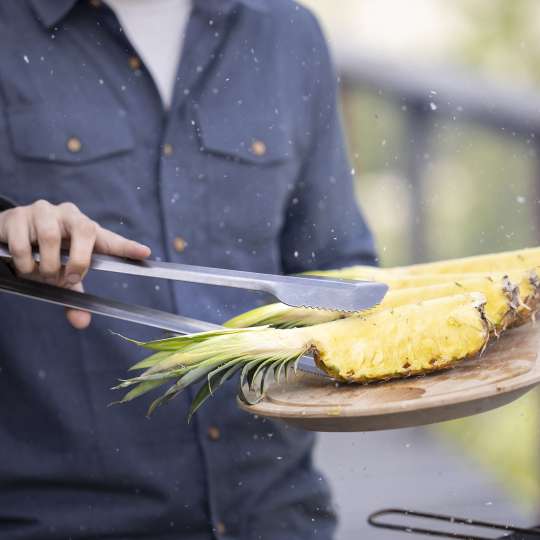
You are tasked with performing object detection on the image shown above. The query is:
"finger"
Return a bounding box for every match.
[2,208,35,275]
[33,202,62,282]
[95,227,151,260]
[61,210,97,285]
[65,282,92,329]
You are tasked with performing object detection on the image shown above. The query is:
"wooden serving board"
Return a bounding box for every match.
[238,322,540,432]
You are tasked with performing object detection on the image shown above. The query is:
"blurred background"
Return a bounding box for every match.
[298,1,540,538]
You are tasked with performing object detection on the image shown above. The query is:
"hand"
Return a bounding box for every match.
[0,200,151,329]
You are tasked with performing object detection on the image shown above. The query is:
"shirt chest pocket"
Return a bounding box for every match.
[195,107,301,245]
[5,104,135,207]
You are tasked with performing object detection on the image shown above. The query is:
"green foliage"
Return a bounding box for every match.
[456,0,540,86]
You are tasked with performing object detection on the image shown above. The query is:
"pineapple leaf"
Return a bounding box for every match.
[260,360,281,395]
[238,382,265,406]
[275,357,290,384]
[128,350,175,371]
[113,366,190,390]
[240,358,264,389]
[146,361,221,416]
[187,381,214,423]
[116,328,259,352]
[206,360,241,394]
[188,363,242,422]
[225,302,342,329]
[225,303,292,328]
[115,379,165,404]
[115,322,311,418]
[251,357,279,390]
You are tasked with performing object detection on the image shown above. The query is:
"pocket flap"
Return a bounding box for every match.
[195,106,293,164]
[7,104,134,164]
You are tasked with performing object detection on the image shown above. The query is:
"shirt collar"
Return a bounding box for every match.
[29,0,267,29]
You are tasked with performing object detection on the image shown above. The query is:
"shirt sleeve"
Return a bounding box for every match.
[280,15,377,274]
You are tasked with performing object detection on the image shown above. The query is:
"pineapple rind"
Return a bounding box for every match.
[310,247,540,279]
[512,271,540,327]
[395,247,540,275]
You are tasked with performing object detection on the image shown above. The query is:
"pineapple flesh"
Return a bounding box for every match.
[311,293,490,382]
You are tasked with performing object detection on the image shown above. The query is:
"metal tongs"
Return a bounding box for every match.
[0,243,387,312]
[0,244,387,376]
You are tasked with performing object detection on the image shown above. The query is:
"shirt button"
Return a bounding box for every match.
[66,136,82,153]
[251,139,266,156]
[128,55,141,70]
[215,521,226,535]
[207,426,220,441]
[162,143,174,156]
[173,237,187,253]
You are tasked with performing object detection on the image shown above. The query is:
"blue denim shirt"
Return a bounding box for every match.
[0,1,376,538]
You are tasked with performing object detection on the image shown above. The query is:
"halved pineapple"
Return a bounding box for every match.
[116,293,496,418]
[114,246,540,420]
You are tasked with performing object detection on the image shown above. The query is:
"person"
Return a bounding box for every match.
[0,0,377,538]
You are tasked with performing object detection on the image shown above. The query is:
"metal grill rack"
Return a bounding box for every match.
[368,508,540,539]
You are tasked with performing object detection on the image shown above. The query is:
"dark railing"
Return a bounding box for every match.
[338,53,540,262]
